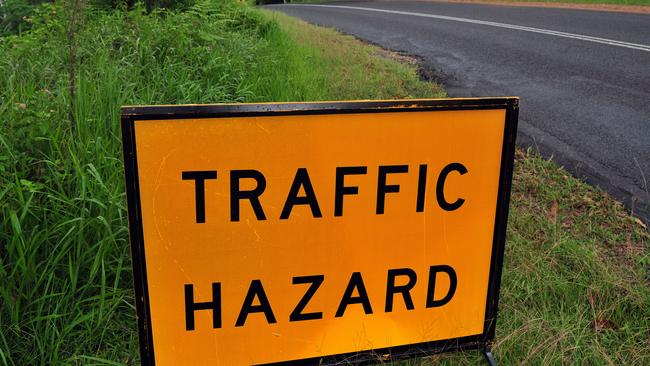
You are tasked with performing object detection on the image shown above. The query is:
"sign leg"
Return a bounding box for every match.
[482,348,497,366]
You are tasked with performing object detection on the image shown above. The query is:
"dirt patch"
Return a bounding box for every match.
[420,0,650,14]
[374,48,418,66]
[373,48,445,85]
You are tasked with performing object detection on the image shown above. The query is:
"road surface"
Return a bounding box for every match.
[268,0,650,222]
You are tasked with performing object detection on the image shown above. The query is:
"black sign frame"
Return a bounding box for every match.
[121,97,519,365]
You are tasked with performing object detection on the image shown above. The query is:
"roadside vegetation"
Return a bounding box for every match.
[0,0,647,365]
[417,148,650,365]
[0,1,439,363]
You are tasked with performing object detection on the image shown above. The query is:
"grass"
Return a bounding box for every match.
[262,10,444,100]
[0,1,648,365]
[412,148,650,365]
[0,2,440,364]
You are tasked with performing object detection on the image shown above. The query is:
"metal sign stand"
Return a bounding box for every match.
[483,348,497,366]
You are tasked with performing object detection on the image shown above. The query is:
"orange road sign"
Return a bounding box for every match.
[121,98,518,365]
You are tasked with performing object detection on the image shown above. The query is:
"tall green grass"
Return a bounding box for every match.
[0,1,438,364]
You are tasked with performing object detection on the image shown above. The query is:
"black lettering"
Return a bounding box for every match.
[385,268,417,312]
[290,275,324,322]
[416,164,427,212]
[235,280,276,326]
[376,165,408,214]
[230,170,267,222]
[334,166,367,217]
[184,283,221,331]
[182,171,217,223]
[436,163,468,211]
[335,272,373,317]
[280,168,322,219]
[426,265,457,308]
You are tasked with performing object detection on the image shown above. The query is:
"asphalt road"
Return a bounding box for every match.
[268,1,650,222]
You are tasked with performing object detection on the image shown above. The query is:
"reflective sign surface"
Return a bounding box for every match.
[121,99,518,365]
